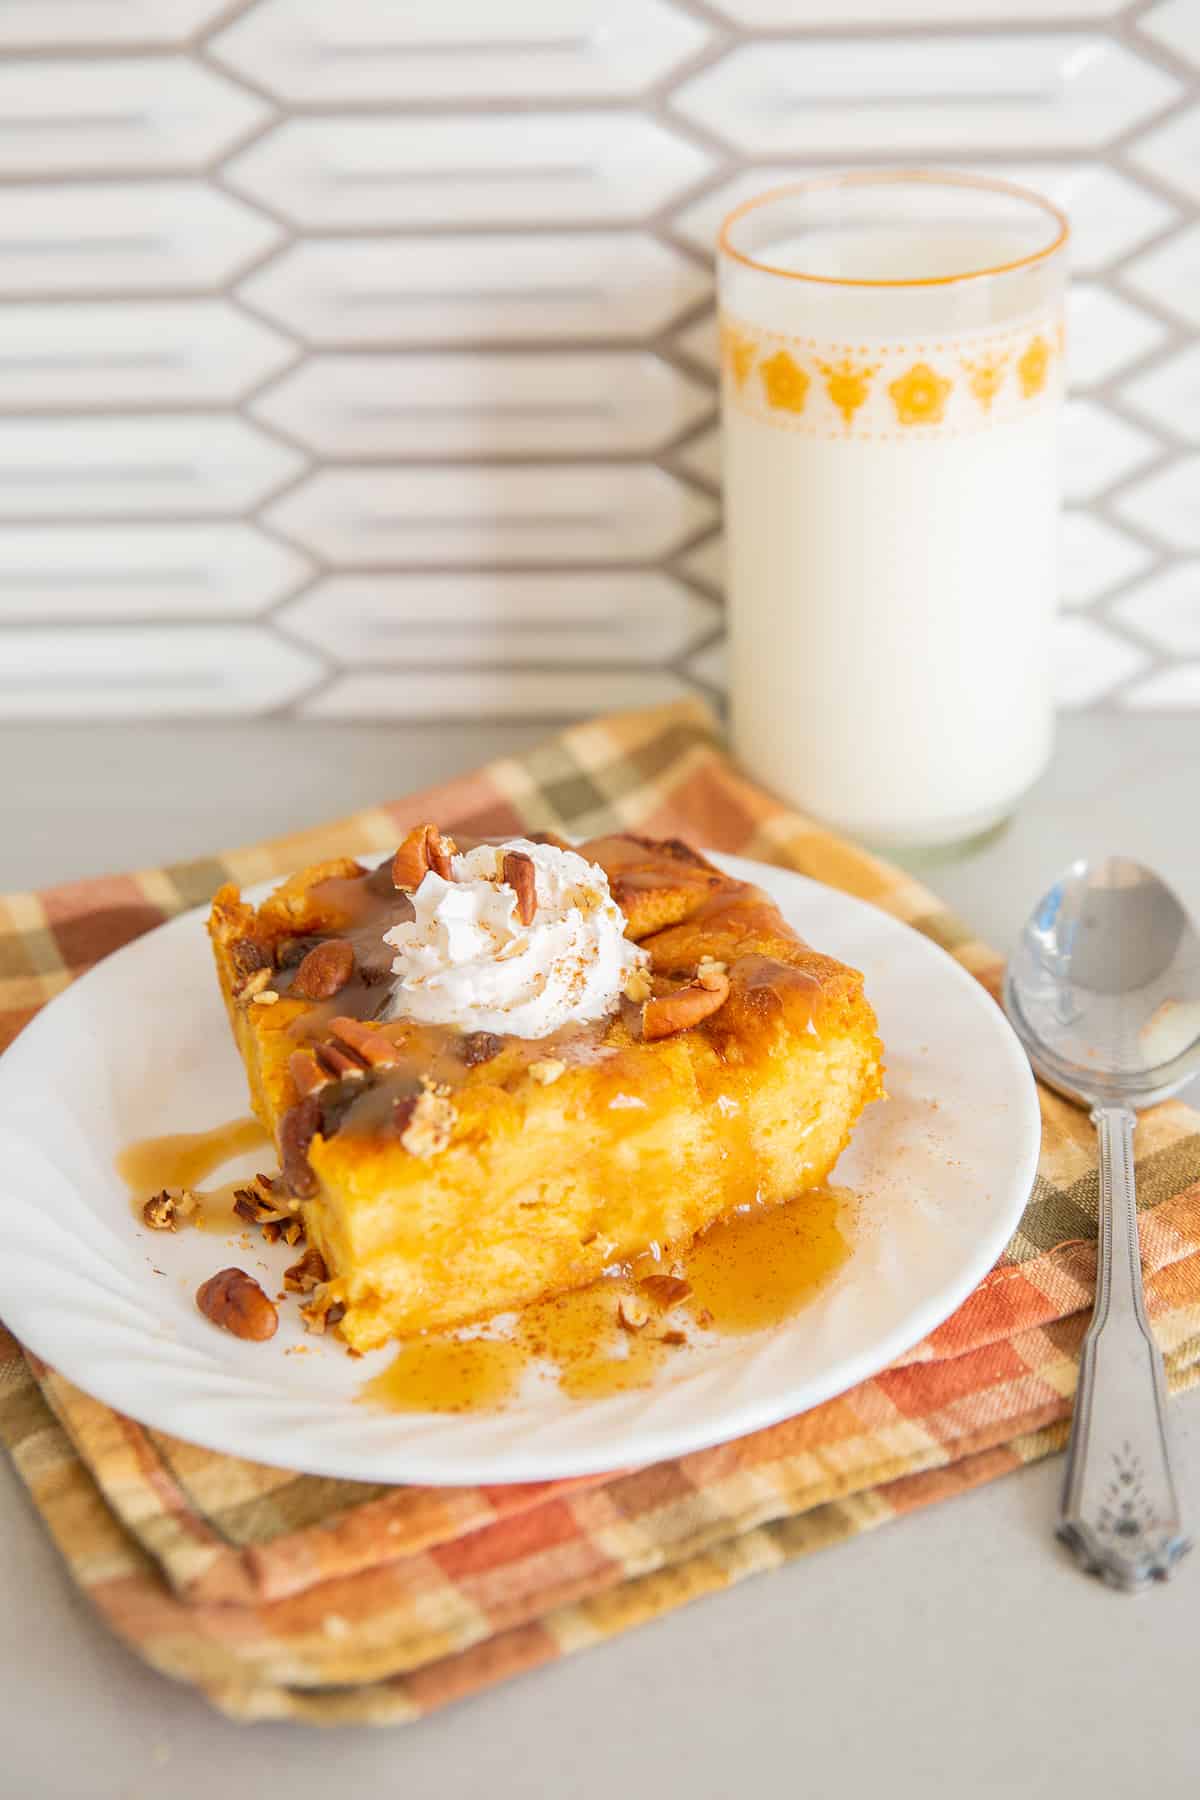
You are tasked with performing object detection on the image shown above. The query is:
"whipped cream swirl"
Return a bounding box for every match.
[382,838,646,1039]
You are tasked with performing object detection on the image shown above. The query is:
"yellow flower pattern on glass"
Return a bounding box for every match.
[718,311,1062,434]
[815,356,881,427]
[1017,334,1051,398]
[888,362,952,426]
[760,350,810,414]
[960,350,1009,413]
[721,323,757,390]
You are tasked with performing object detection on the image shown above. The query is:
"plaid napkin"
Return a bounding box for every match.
[2,698,1199,1725]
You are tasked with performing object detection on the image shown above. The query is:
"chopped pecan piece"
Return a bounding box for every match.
[392,824,456,890]
[329,1015,402,1068]
[502,849,538,925]
[622,965,653,1004]
[280,1093,322,1199]
[641,969,730,1041]
[237,966,274,1003]
[529,1058,566,1086]
[284,1246,328,1294]
[639,1274,692,1308]
[399,1082,455,1158]
[659,1329,688,1347]
[291,938,355,1000]
[460,1030,503,1068]
[617,1294,651,1332]
[300,1293,346,1335]
[696,956,728,992]
[196,1268,278,1341]
[142,1189,196,1232]
[232,1186,290,1229]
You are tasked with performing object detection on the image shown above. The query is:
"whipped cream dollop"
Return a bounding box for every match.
[382,838,647,1039]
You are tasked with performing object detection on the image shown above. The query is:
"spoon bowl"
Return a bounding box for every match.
[1005,855,1200,1111]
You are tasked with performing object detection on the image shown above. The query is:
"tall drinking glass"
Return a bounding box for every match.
[718,172,1068,850]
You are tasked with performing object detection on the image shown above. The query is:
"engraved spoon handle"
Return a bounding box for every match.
[1058,1105,1190,1590]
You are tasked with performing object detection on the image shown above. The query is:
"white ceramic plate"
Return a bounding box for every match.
[0,854,1039,1485]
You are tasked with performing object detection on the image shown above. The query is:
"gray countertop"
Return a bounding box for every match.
[3,712,1199,1799]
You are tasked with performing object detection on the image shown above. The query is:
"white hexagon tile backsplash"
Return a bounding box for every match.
[4,0,1200,719]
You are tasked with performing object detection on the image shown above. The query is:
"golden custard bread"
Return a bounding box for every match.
[208,830,883,1351]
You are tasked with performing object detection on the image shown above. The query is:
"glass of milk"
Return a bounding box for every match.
[718,172,1068,851]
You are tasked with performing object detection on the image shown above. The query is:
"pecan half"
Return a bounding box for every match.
[329,1015,402,1068]
[315,1043,367,1081]
[283,1246,328,1294]
[280,1093,322,1198]
[291,938,355,1000]
[641,970,730,1041]
[391,824,456,891]
[318,1079,362,1140]
[288,1048,330,1099]
[502,849,538,925]
[196,1268,278,1341]
[460,1030,503,1068]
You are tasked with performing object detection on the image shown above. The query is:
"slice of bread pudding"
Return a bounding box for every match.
[208,830,883,1352]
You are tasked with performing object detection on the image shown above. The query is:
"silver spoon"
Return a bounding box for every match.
[1005,855,1197,1591]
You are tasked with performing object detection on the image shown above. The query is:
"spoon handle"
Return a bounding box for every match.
[1058,1105,1190,1590]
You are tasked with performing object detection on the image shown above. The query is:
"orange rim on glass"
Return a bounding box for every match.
[718,169,1069,289]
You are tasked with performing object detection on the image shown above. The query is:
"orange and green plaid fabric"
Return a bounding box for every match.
[1,698,1199,1725]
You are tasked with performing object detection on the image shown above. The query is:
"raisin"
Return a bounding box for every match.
[230,938,268,979]
[276,934,324,970]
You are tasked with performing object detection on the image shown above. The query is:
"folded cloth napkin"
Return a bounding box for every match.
[2,698,1199,1725]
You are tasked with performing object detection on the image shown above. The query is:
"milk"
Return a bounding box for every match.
[719,217,1065,849]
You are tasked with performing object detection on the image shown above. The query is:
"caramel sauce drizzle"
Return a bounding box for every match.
[261,838,825,1149]
[362,1187,853,1414]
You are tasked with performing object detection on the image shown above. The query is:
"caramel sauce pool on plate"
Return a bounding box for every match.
[117,1115,271,1232]
[364,1187,853,1415]
[117,1118,853,1414]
